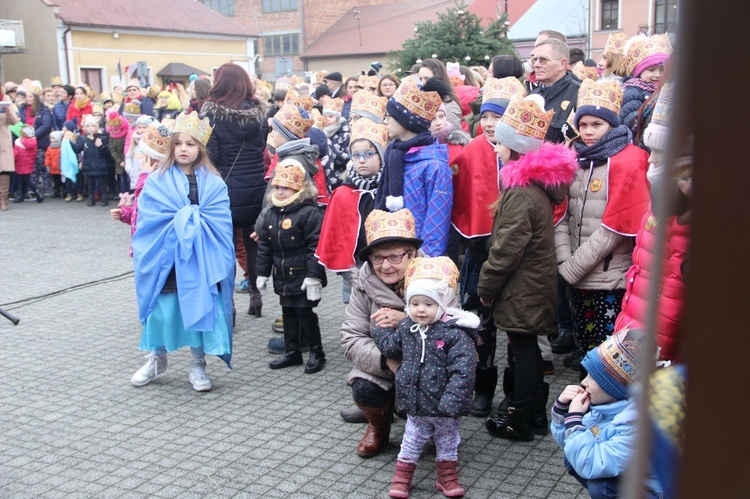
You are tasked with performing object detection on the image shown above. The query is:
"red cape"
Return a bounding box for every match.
[315,185,364,271]
[450,136,499,238]
[601,144,650,236]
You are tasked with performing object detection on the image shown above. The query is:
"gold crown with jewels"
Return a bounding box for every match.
[350,119,388,150]
[404,256,460,293]
[577,78,622,115]
[483,76,527,103]
[501,96,554,141]
[173,111,213,146]
[351,91,387,121]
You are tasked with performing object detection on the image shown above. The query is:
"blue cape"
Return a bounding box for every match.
[61,138,78,182]
[132,165,235,366]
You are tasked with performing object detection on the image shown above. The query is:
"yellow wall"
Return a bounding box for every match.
[70,31,250,91]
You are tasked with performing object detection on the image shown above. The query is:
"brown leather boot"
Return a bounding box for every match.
[435,460,465,497]
[355,401,392,458]
[0,175,10,211]
[389,460,416,498]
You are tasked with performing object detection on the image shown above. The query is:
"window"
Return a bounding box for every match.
[264,33,299,56]
[654,0,678,34]
[201,0,235,17]
[262,0,298,13]
[601,0,618,30]
[79,68,103,95]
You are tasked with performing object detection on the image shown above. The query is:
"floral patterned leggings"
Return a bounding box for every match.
[398,415,461,463]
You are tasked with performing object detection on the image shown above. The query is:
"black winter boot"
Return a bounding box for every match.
[495,366,515,416]
[267,333,309,354]
[551,328,575,354]
[302,314,326,374]
[470,366,498,417]
[530,382,550,436]
[269,315,303,369]
[486,398,534,441]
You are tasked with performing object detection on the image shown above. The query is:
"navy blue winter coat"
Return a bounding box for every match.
[52,101,70,131]
[373,309,479,418]
[74,133,111,176]
[620,78,654,133]
[203,100,269,228]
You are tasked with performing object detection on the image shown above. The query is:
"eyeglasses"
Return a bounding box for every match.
[529,56,562,66]
[369,251,411,265]
[352,151,378,161]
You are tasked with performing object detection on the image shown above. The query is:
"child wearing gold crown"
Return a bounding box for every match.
[372,256,479,498]
[130,111,235,392]
[551,327,662,498]
[479,94,577,441]
[374,78,454,258]
[556,80,650,376]
[255,158,328,373]
[321,96,351,192]
[72,114,111,206]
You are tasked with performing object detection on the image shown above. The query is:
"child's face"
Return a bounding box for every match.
[409,295,440,326]
[386,115,409,141]
[84,123,98,136]
[577,115,612,147]
[103,101,114,110]
[136,124,149,134]
[581,374,617,406]
[324,114,338,126]
[639,64,664,84]
[350,139,381,177]
[648,148,665,167]
[430,110,447,134]
[174,132,200,167]
[481,111,502,143]
[273,185,297,201]
[494,143,511,164]
[267,126,287,148]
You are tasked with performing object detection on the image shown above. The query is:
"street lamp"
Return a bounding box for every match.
[465,55,471,62]
[416,58,423,64]
[250,54,262,78]
[353,8,363,46]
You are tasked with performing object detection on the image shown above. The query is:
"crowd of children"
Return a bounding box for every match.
[0,27,689,498]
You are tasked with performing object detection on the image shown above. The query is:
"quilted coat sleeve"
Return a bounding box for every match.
[371,324,405,360]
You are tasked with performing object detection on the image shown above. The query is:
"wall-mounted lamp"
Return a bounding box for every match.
[113,32,119,39]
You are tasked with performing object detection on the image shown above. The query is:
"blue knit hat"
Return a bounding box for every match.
[581,327,647,400]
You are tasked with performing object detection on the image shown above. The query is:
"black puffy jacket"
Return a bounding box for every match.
[255,196,327,301]
[74,133,111,176]
[203,100,268,227]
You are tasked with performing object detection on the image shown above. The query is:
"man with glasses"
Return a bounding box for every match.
[529,38,581,144]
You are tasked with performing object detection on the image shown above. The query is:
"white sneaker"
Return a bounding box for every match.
[189,362,212,392]
[131,353,168,387]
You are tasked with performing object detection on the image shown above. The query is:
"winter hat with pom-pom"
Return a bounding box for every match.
[139,123,172,161]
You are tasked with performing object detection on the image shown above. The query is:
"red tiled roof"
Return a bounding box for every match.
[43,0,254,37]
[302,0,457,58]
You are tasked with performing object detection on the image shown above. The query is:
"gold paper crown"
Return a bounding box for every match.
[29,81,43,96]
[82,114,99,128]
[501,96,554,141]
[275,103,314,138]
[50,76,64,86]
[577,78,623,115]
[625,34,672,75]
[350,119,388,150]
[284,89,315,113]
[393,79,442,122]
[91,102,104,116]
[174,111,213,146]
[140,124,171,158]
[604,32,629,56]
[351,91,387,120]
[105,111,123,128]
[255,79,273,93]
[123,100,141,115]
[271,159,306,191]
[275,77,293,90]
[364,209,418,246]
[404,256,460,293]
[310,108,326,129]
[322,97,344,115]
[100,91,113,102]
[483,77,527,103]
[357,75,379,89]
[572,62,601,82]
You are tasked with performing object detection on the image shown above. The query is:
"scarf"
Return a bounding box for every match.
[622,78,658,94]
[375,132,435,211]
[271,190,303,207]
[387,278,405,299]
[574,125,632,168]
[323,117,344,138]
[74,97,91,110]
[344,162,381,191]
[431,121,454,144]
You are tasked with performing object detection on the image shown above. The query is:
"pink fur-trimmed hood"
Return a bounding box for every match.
[500,142,577,204]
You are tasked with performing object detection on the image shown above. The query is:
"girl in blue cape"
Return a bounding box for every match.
[130,111,235,392]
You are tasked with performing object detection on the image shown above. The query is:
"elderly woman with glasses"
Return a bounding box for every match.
[340,208,460,458]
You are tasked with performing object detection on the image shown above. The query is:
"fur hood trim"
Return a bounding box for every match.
[445,307,481,330]
[201,100,267,126]
[500,142,577,190]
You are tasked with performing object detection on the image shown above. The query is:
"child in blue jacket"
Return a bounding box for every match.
[551,327,662,499]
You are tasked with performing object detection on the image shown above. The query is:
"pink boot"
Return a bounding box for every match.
[435,460,465,497]
[389,460,417,498]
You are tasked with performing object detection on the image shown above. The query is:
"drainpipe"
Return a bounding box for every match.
[299,0,305,73]
[58,24,71,85]
[61,25,75,85]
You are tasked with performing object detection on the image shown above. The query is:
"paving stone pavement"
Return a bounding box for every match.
[0,199,587,498]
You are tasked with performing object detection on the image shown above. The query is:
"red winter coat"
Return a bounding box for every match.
[614,204,689,361]
[13,137,37,174]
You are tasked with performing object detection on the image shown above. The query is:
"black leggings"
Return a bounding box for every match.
[506,332,543,401]
[237,225,259,292]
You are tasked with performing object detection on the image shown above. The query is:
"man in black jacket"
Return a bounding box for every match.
[529,38,580,145]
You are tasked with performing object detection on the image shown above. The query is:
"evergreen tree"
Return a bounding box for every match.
[389,2,517,76]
